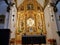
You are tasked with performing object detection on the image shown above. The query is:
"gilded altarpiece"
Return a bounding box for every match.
[16,0,47,42]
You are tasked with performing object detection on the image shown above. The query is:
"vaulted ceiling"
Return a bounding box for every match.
[15,0,49,9]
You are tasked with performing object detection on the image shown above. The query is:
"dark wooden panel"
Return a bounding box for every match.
[22,35,46,44]
[0,29,10,45]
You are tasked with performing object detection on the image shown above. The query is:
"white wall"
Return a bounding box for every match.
[44,4,60,45]
[44,4,54,39]
[17,0,24,7]
[37,0,45,7]
[9,4,17,38]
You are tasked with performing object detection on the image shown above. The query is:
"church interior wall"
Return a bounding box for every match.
[9,4,17,38]
[0,0,60,45]
[44,3,60,45]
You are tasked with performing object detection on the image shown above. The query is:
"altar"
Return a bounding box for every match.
[15,0,47,44]
[22,35,46,44]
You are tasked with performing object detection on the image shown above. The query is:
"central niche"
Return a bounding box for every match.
[27,18,35,27]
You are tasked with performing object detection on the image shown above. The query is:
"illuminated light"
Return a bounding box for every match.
[47,4,50,7]
[27,18,35,27]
